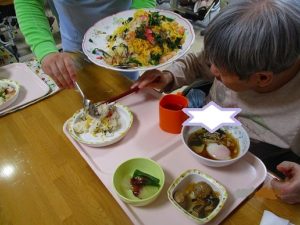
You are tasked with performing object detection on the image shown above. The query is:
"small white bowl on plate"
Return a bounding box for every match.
[181,125,250,167]
[168,169,227,224]
[0,79,20,111]
[68,103,133,147]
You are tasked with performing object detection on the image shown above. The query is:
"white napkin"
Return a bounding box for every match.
[260,210,294,225]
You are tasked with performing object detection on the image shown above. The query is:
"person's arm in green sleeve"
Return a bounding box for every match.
[14,0,58,62]
[131,0,157,9]
[15,0,76,89]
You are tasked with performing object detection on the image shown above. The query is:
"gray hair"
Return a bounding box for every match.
[204,0,300,79]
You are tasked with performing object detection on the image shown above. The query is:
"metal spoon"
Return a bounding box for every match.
[74,81,100,118]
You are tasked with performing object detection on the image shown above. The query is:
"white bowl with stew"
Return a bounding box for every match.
[167,169,228,224]
[181,125,250,167]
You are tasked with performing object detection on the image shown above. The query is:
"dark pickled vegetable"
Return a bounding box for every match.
[130,169,160,197]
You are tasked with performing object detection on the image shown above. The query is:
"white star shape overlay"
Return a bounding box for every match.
[182,101,241,132]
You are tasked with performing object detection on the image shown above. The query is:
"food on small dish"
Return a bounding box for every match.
[0,81,16,104]
[73,103,120,137]
[206,143,231,160]
[113,158,165,206]
[182,125,250,167]
[0,79,20,111]
[168,169,227,224]
[173,181,220,218]
[69,103,133,147]
[98,9,185,68]
[130,169,160,198]
[188,128,239,160]
[82,9,195,72]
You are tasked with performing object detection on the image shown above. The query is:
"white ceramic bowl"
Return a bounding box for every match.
[168,169,227,224]
[0,79,20,111]
[181,125,250,167]
[68,103,133,147]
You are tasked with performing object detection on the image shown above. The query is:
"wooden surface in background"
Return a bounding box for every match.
[0,60,299,225]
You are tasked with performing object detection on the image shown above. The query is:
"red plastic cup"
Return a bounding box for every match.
[159,94,189,134]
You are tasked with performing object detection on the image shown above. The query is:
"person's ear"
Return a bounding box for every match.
[253,72,274,88]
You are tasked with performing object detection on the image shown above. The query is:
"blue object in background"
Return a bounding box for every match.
[121,71,139,81]
[182,79,212,108]
[186,88,206,108]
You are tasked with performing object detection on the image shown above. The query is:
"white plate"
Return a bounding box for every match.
[0,79,20,111]
[68,103,133,147]
[82,9,195,72]
[0,63,50,116]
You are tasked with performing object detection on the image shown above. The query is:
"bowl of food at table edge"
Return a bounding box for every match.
[181,125,250,167]
[168,169,228,224]
[0,79,20,111]
[68,102,133,147]
[113,157,165,206]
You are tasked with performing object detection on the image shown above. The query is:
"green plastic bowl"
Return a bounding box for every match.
[113,158,165,206]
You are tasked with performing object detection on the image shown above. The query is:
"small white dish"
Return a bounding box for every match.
[0,79,20,111]
[68,103,133,147]
[167,169,228,224]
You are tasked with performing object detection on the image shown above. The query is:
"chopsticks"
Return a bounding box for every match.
[103,86,139,104]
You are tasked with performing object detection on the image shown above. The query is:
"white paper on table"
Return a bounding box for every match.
[260,210,294,225]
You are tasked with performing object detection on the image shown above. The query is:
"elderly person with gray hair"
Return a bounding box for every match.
[132,0,300,204]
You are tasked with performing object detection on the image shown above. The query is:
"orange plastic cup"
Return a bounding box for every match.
[159,94,189,134]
